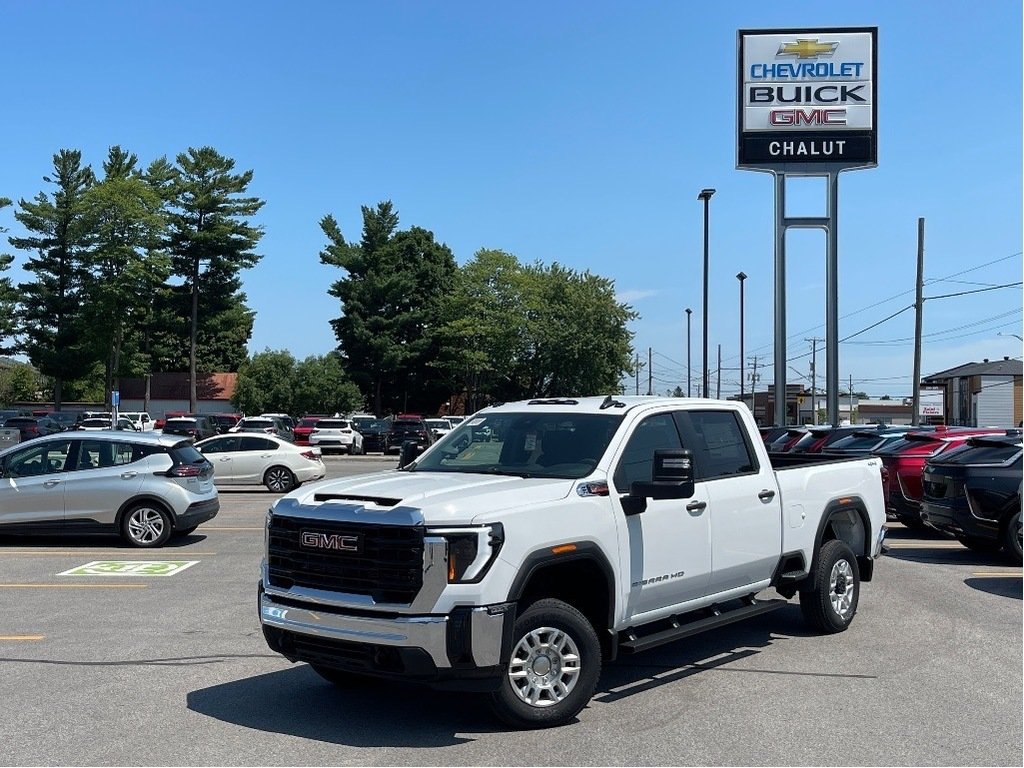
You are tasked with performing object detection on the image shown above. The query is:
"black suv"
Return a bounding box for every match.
[920,433,1022,561]
[2,416,64,441]
[385,417,433,455]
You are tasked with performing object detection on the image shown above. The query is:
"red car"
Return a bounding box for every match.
[293,416,327,445]
[878,427,1012,529]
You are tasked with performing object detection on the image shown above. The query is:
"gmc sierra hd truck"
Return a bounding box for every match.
[259,396,886,728]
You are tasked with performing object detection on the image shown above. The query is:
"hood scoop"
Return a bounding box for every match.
[312,492,401,507]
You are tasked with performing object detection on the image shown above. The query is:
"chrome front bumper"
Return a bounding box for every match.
[259,589,510,670]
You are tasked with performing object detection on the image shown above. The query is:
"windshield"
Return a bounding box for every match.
[410,411,623,479]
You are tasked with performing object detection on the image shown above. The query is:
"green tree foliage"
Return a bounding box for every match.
[165,147,264,409]
[0,198,18,354]
[0,362,40,404]
[232,349,297,415]
[320,202,456,415]
[292,354,364,416]
[437,250,637,406]
[10,150,96,407]
[79,146,170,405]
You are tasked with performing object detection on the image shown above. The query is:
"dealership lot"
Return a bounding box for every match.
[1,455,1020,766]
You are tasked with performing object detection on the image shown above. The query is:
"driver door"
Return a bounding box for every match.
[0,438,73,528]
[610,412,712,624]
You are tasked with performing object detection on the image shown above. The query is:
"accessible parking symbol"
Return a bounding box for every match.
[58,561,199,577]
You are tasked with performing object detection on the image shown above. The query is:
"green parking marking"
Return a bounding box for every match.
[58,561,199,577]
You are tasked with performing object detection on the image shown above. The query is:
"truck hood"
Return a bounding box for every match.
[277,470,576,524]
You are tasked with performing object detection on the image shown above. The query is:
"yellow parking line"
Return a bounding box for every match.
[0,584,148,589]
[200,527,263,531]
[885,542,965,549]
[0,551,217,556]
[0,635,45,641]
[970,572,1023,578]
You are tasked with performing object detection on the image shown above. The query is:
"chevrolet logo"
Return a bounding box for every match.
[777,39,839,58]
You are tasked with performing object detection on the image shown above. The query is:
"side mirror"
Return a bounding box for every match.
[398,440,425,469]
[630,449,696,501]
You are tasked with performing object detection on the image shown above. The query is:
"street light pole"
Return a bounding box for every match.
[736,271,747,404]
[698,188,716,398]
[685,308,692,397]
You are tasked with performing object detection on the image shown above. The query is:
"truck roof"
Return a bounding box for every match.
[481,395,739,416]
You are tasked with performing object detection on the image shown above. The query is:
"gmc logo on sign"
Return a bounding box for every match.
[769,108,846,126]
[300,531,361,552]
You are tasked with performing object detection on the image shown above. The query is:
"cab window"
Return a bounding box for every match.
[674,410,758,480]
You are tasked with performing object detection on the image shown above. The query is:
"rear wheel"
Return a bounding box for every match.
[1003,510,1022,562]
[121,503,172,548]
[489,598,601,729]
[800,540,860,633]
[264,466,297,493]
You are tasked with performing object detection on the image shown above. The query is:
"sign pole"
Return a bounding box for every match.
[826,170,840,427]
[773,173,787,426]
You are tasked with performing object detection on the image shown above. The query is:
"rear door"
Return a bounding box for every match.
[0,438,73,528]
[675,409,782,595]
[234,436,279,483]
[63,438,147,526]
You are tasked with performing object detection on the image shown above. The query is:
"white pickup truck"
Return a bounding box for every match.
[259,396,886,728]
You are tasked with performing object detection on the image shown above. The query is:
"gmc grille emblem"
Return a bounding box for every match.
[301,530,361,552]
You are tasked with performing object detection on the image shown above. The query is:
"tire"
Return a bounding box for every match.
[1003,510,1022,562]
[264,466,297,493]
[956,534,1003,554]
[121,503,173,548]
[309,664,368,688]
[799,539,860,633]
[489,598,601,729]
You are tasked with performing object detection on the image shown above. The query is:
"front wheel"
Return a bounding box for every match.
[489,598,601,729]
[799,539,860,633]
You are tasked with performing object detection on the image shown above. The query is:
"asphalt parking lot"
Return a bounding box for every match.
[1,454,1021,766]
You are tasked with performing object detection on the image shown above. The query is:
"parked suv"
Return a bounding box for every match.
[0,431,219,547]
[308,418,364,455]
[161,415,218,442]
[2,416,64,442]
[385,416,433,454]
[920,433,1022,560]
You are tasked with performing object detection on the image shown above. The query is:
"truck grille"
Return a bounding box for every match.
[268,516,424,604]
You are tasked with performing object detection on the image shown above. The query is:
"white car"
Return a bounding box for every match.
[120,411,155,431]
[79,417,138,432]
[195,433,325,492]
[308,418,364,455]
[424,418,454,440]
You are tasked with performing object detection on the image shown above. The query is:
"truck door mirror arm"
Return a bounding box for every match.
[626,449,696,511]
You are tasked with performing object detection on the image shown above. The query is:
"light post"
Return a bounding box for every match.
[697,188,716,398]
[736,271,747,405]
[685,308,693,397]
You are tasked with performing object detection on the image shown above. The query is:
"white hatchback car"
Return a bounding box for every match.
[308,418,364,455]
[195,433,325,492]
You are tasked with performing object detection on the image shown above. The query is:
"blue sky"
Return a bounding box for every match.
[3,1,1021,399]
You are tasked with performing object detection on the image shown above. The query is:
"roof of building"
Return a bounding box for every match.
[924,357,1023,381]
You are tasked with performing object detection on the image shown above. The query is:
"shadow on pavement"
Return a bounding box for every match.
[885,546,1017,567]
[964,577,1023,600]
[187,665,498,747]
[0,533,208,549]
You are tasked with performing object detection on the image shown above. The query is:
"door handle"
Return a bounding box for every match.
[43,479,61,487]
[121,471,138,479]
[758,489,776,502]
[261,454,273,458]
[686,500,707,513]
[219,457,231,462]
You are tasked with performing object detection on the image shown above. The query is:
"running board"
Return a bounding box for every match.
[618,598,788,654]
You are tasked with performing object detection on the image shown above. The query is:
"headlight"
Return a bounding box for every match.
[430,524,504,583]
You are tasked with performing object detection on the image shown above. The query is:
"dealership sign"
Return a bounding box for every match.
[737,27,877,169]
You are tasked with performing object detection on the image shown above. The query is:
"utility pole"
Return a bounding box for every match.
[635,353,640,396]
[805,337,823,425]
[716,344,722,399]
[647,347,653,396]
[912,217,925,426]
[849,374,855,424]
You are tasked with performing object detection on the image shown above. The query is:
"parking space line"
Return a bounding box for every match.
[0,551,217,556]
[969,572,1023,578]
[0,635,45,641]
[199,527,263,531]
[0,584,148,589]
[884,542,965,549]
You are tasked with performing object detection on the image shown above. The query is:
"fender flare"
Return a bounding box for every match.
[807,496,874,584]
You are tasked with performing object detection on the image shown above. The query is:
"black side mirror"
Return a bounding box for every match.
[630,449,696,501]
[398,440,425,469]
